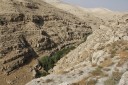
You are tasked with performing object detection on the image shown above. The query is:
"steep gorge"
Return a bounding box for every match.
[27,0,128,85]
[0,0,92,85]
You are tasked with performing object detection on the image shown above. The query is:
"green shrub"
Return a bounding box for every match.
[36,70,49,78]
[39,56,54,71]
[39,46,75,72]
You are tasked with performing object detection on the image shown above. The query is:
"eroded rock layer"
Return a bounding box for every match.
[0,0,92,75]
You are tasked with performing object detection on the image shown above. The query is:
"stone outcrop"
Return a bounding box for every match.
[0,0,92,75]
[26,1,128,85]
[0,0,128,85]
[26,23,128,85]
[118,71,128,85]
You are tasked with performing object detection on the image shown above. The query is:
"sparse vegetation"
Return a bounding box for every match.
[39,46,75,72]
[104,78,116,85]
[70,77,89,85]
[100,58,113,67]
[97,45,105,50]
[37,46,75,77]
[106,41,128,58]
[119,51,128,59]
[112,71,122,82]
[104,71,122,85]
[86,79,97,85]
[56,70,69,74]
[117,58,128,67]
[78,70,84,75]
[36,70,49,78]
[45,79,54,83]
[91,67,103,76]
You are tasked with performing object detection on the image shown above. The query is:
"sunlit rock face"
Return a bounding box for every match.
[0,0,93,85]
[26,0,128,85]
[0,0,128,85]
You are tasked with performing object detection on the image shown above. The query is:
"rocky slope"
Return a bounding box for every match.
[0,0,92,85]
[26,0,128,85]
[44,0,103,30]
[44,0,127,28]
[0,0,128,85]
[26,21,128,85]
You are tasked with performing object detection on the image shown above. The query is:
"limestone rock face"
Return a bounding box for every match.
[118,71,128,85]
[0,0,92,74]
[27,24,128,85]
[0,0,128,85]
[26,1,128,85]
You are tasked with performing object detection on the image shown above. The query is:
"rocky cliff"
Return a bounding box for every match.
[26,0,128,85]
[0,0,128,85]
[0,0,92,85]
[26,21,128,85]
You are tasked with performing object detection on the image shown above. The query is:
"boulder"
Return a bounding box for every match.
[118,71,128,85]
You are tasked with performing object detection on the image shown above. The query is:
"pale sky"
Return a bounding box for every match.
[62,0,128,11]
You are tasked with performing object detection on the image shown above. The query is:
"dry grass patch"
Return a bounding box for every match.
[91,67,104,76]
[71,77,97,85]
[91,63,97,67]
[55,70,69,74]
[117,58,128,67]
[104,78,115,85]
[119,51,128,59]
[104,71,122,85]
[112,71,122,81]
[105,40,128,58]
[45,79,54,83]
[103,68,111,71]
[99,58,113,67]
[87,79,97,85]
[117,51,128,67]
[70,78,87,85]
